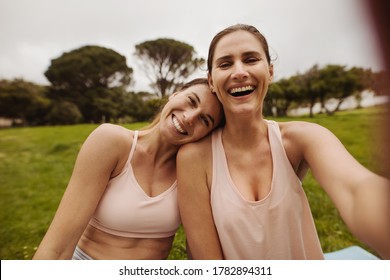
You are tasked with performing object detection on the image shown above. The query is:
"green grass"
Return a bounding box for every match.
[0,107,387,259]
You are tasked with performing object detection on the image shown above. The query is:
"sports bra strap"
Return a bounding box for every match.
[129,130,138,162]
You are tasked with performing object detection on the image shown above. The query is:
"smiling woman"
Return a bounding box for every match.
[177,24,390,260]
[32,77,223,260]
[171,91,218,133]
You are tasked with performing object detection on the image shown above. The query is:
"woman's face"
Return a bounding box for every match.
[159,84,223,145]
[209,30,273,117]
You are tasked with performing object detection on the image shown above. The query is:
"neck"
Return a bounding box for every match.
[138,126,179,165]
[222,113,268,150]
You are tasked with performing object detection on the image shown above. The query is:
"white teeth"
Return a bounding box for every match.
[172,116,186,134]
[230,85,255,94]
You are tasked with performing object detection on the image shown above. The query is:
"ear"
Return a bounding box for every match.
[268,64,274,83]
[208,74,214,93]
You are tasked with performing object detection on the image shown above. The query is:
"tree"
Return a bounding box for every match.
[120,91,161,122]
[45,101,82,125]
[266,76,302,117]
[134,38,204,98]
[45,45,133,123]
[319,65,368,115]
[0,79,50,125]
[298,65,322,117]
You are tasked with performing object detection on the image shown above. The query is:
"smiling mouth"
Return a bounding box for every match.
[172,115,188,135]
[229,85,255,97]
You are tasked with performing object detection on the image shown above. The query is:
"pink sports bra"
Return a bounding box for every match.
[89,131,181,238]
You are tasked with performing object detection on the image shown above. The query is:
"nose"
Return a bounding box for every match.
[183,110,197,126]
[231,62,248,80]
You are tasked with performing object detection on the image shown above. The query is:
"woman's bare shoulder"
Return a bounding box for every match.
[277,120,331,142]
[277,120,321,132]
[177,133,213,162]
[82,124,134,163]
[91,123,133,144]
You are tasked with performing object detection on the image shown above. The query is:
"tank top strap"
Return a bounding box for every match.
[128,130,139,162]
[266,120,282,141]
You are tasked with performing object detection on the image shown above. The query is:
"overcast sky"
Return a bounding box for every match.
[0,0,384,92]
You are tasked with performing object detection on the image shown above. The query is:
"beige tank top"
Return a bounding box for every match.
[89,131,180,238]
[211,120,324,259]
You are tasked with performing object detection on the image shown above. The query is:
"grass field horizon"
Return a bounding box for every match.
[0,106,388,260]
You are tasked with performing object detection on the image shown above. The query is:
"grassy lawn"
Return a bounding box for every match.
[0,107,387,259]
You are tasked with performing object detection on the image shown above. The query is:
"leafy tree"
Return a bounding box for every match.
[134,38,204,98]
[45,101,82,125]
[349,67,374,109]
[266,76,302,117]
[46,45,133,90]
[45,45,133,123]
[0,79,50,125]
[298,65,322,117]
[120,91,160,122]
[319,65,368,115]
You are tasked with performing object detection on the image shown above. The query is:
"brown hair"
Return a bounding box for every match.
[207,24,271,72]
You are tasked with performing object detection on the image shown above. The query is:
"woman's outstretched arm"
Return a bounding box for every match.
[289,121,390,259]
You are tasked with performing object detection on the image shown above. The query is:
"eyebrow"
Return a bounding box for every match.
[192,91,201,103]
[215,51,262,63]
[242,51,262,57]
[191,92,215,126]
[215,55,231,65]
